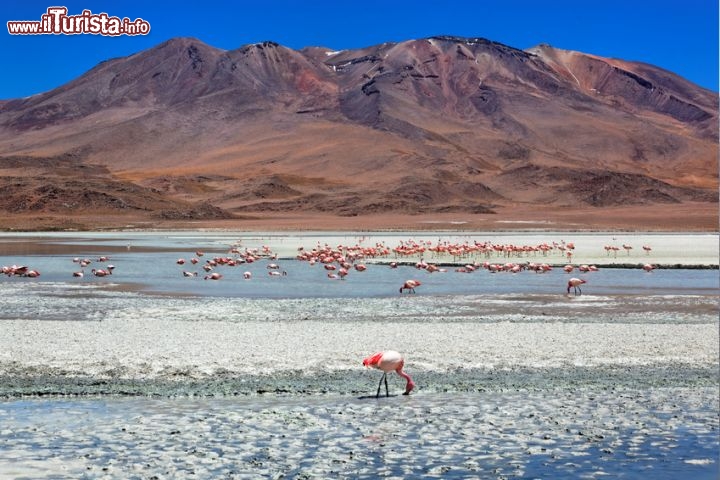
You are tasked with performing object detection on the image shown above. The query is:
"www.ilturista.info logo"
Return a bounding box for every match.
[7,7,150,36]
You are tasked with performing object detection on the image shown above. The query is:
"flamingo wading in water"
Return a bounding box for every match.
[567,277,586,296]
[399,280,421,294]
[362,350,415,397]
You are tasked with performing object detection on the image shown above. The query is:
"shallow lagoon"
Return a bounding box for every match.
[0,232,718,478]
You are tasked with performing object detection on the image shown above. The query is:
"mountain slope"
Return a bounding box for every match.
[0,36,716,228]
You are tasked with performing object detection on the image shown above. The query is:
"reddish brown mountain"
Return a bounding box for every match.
[0,36,716,230]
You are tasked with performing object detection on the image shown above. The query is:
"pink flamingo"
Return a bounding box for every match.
[567,277,586,296]
[362,350,415,397]
[642,263,655,272]
[204,272,223,280]
[399,280,421,294]
[6,265,28,276]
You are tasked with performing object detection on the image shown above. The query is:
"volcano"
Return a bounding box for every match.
[0,36,716,230]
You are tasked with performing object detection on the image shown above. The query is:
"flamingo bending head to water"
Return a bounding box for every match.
[363,350,415,397]
[399,280,421,294]
[567,277,586,296]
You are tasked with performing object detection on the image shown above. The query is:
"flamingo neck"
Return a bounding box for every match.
[396,369,415,394]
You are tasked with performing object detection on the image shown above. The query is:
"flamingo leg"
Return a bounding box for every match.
[376,372,387,398]
[384,372,390,397]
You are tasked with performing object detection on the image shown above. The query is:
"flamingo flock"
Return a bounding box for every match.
[156,237,608,299]
[390,239,578,261]
[0,254,115,280]
[2,253,121,279]
[1,238,661,300]
[603,242,652,258]
[175,245,286,280]
[1,265,40,277]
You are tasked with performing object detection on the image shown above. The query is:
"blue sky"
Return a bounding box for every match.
[2,0,718,99]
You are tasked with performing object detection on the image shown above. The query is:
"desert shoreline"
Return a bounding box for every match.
[1,200,718,233]
[1,229,717,268]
